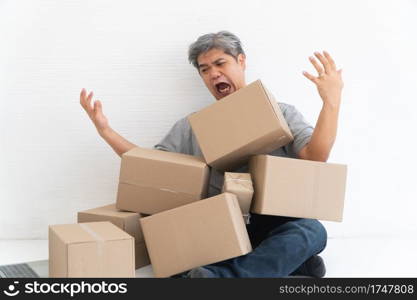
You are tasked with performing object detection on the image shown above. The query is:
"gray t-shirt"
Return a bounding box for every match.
[154,102,313,197]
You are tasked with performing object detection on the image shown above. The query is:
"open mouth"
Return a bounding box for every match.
[215,82,232,96]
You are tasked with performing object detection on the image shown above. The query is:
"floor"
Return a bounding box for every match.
[1,237,416,277]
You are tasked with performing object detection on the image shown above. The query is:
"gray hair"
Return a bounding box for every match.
[188,31,245,70]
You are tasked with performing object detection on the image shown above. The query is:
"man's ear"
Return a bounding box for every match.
[238,53,246,70]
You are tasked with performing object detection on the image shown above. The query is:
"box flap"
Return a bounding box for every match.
[50,222,133,244]
[122,147,207,168]
[78,203,141,219]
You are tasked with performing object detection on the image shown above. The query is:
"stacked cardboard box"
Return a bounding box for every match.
[116,147,210,214]
[49,222,135,277]
[77,204,150,269]
[222,172,254,224]
[49,79,347,278]
[140,193,252,277]
[188,80,294,171]
[249,155,347,222]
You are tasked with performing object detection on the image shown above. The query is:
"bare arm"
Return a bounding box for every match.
[298,51,343,162]
[79,88,137,157]
[98,127,137,157]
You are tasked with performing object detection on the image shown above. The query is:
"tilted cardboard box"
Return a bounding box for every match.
[77,203,150,269]
[49,221,135,277]
[222,172,254,223]
[140,193,252,277]
[188,80,293,171]
[249,155,347,222]
[116,147,210,214]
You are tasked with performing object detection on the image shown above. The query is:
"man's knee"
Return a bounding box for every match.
[298,219,327,252]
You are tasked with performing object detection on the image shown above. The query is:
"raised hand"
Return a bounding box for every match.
[303,51,343,108]
[79,88,110,133]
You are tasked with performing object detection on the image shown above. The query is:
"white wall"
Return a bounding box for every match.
[1,0,416,239]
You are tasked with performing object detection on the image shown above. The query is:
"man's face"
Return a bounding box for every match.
[197,48,246,100]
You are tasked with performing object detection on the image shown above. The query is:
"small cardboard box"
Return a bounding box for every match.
[140,192,252,277]
[77,203,150,269]
[221,172,254,222]
[188,80,293,171]
[249,155,347,222]
[49,221,135,277]
[116,147,210,214]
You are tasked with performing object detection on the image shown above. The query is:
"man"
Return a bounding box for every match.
[80,31,343,278]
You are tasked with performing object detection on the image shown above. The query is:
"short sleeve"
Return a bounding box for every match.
[153,117,192,155]
[280,103,314,158]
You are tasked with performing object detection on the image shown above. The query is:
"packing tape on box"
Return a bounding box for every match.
[224,178,252,182]
[159,187,180,193]
[79,223,104,274]
[121,181,198,196]
[224,178,253,191]
[243,213,251,225]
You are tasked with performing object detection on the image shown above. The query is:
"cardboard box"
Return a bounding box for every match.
[140,192,252,277]
[188,80,293,171]
[221,172,254,223]
[249,155,347,222]
[116,147,210,214]
[77,203,150,269]
[49,221,135,277]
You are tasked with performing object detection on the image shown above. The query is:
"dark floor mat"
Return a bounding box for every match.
[0,263,40,278]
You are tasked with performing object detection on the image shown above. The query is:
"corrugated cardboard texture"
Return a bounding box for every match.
[249,155,347,222]
[140,193,252,277]
[222,172,254,215]
[77,204,150,269]
[188,80,294,171]
[116,147,210,214]
[49,222,135,277]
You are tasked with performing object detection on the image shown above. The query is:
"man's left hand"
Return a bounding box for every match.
[303,51,343,108]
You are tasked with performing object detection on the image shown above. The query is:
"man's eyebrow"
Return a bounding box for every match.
[213,58,226,64]
[198,58,226,69]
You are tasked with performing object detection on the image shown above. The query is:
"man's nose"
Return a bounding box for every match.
[209,67,221,80]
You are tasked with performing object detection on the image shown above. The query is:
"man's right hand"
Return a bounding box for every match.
[80,88,110,134]
[79,88,137,157]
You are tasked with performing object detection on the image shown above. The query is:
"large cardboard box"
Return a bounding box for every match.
[49,221,135,277]
[140,193,252,277]
[188,80,293,171]
[77,204,150,269]
[249,155,347,222]
[116,147,210,214]
[221,172,254,223]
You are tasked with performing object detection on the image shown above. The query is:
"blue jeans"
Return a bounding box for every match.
[203,214,327,278]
